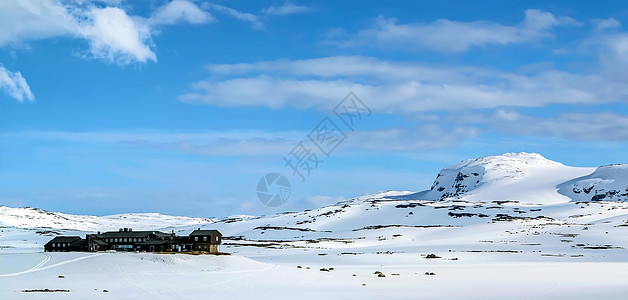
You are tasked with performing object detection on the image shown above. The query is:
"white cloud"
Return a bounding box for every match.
[262,2,310,16]
[181,56,627,112]
[487,111,628,141]
[80,6,156,64]
[5,124,479,156]
[593,18,621,31]
[0,66,34,101]
[333,9,580,52]
[0,0,78,47]
[0,0,213,64]
[210,4,264,30]
[441,109,628,142]
[148,0,213,26]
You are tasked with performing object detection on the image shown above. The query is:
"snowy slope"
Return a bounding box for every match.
[558,164,628,202]
[408,152,595,204]
[3,153,628,298]
[0,206,216,231]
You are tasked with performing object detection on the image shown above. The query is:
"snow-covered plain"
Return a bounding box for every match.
[2,153,628,299]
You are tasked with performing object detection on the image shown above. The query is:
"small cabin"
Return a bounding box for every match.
[189,229,222,253]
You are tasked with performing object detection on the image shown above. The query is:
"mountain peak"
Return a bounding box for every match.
[457,152,562,168]
[414,152,586,203]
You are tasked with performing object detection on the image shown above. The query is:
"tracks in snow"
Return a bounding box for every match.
[0,253,105,277]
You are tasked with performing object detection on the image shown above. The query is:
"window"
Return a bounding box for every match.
[124,238,128,243]
[203,236,207,242]
[216,236,219,242]
[194,237,198,242]
[52,243,56,247]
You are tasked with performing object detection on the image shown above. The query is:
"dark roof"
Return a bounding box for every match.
[45,236,82,245]
[96,231,159,238]
[91,239,109,246]
[189,230,222,236]
[153,232,174,238]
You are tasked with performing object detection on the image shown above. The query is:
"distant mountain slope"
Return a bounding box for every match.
[558,164,628,202]
[408,152,595,204]
[0,206,215,231]
[3,153,627,233]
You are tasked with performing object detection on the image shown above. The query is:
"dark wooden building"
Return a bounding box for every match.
[45,228,222,253]
[190,229,222,253]
[90,228,173,251]
[44,236,85,252]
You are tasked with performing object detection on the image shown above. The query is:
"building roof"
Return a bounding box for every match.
[45,236,82,245]
[91,239,109,246]
[189,229,222,236]
[96,231,159,238]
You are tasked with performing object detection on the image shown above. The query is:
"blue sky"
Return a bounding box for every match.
[1,0,628,217]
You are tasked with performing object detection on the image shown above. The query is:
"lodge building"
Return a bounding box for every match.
[44,228,222,253]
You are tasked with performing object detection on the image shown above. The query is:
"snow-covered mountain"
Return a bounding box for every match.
[408,152,596,204]
[3,152,628,234]
[0,206,216,231]
[3,152,628,299]
[558,164,628,202]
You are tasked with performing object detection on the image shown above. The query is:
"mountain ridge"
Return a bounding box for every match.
[2,152,628,231]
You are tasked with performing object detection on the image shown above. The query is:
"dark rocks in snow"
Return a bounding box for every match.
[447,212,489,218]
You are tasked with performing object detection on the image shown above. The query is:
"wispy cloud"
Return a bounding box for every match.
[0,66,34,101]
[331,9,580,53]
[455,110,628,142]
[147,0,214,26]
[181,55,628,112]
[262,2,311,16]
[210,4,264,30]
[4,125,479,157]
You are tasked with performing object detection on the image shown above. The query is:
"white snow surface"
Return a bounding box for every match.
[2,153,628,299]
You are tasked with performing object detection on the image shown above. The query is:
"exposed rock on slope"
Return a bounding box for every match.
[558,164,628,202]
[409,152,595,204]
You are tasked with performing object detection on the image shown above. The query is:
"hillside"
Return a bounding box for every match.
[0,206,215,231]
[404,152,596,204]
[3,153,628,299]
[558,164,628,202]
